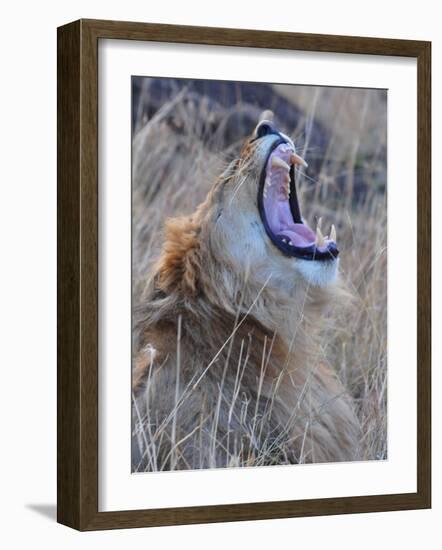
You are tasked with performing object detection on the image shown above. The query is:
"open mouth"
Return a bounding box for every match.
[257,139,339,261]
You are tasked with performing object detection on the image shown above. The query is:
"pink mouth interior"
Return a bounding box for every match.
[263,144,330,252]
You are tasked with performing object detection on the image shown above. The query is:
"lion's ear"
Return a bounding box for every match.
[155,216,201,295]
[252,112,276,142]
[259,109,274,123]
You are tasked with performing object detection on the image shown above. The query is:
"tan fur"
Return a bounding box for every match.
[132,127,362,471]
[156,216,202,295]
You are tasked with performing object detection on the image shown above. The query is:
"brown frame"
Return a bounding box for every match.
[57,18,431,531]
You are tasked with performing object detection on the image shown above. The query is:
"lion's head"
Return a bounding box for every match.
[194,117,339,294]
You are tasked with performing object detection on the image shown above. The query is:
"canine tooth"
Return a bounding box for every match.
[271,156,290,171]
[288,241,294,246]
[316,226,326,247]
[290,153,308,168]
[282,237,287,243]
[330,224,337,242]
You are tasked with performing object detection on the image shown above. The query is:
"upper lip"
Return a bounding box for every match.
[257,137,339,262]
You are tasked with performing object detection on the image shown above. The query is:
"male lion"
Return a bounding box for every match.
[132,116,362,471]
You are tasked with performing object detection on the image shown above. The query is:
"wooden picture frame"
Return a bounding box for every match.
[57,18,431,530]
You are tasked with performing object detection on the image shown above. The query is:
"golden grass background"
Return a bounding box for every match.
[132,79,387,465]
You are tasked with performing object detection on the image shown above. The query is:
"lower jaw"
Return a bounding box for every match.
[274,238,339,261]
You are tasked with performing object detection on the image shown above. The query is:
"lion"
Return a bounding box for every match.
[132,115,362,472]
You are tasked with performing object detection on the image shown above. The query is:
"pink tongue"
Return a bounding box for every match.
[264,186,316,248]
[280,226,316,247]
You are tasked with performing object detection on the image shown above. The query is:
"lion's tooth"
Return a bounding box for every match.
[330,224,336,242]
[316,226,325,247]
[271,156,290,171]
[288,241,294,246]
[290,153,308,168]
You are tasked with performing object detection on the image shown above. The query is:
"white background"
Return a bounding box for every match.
[100,41,417,511]
[0,0,439,548]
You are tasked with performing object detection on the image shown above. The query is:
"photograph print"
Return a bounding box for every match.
[131,77,387,473]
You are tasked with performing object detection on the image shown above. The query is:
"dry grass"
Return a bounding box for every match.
[132,81,387,470]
